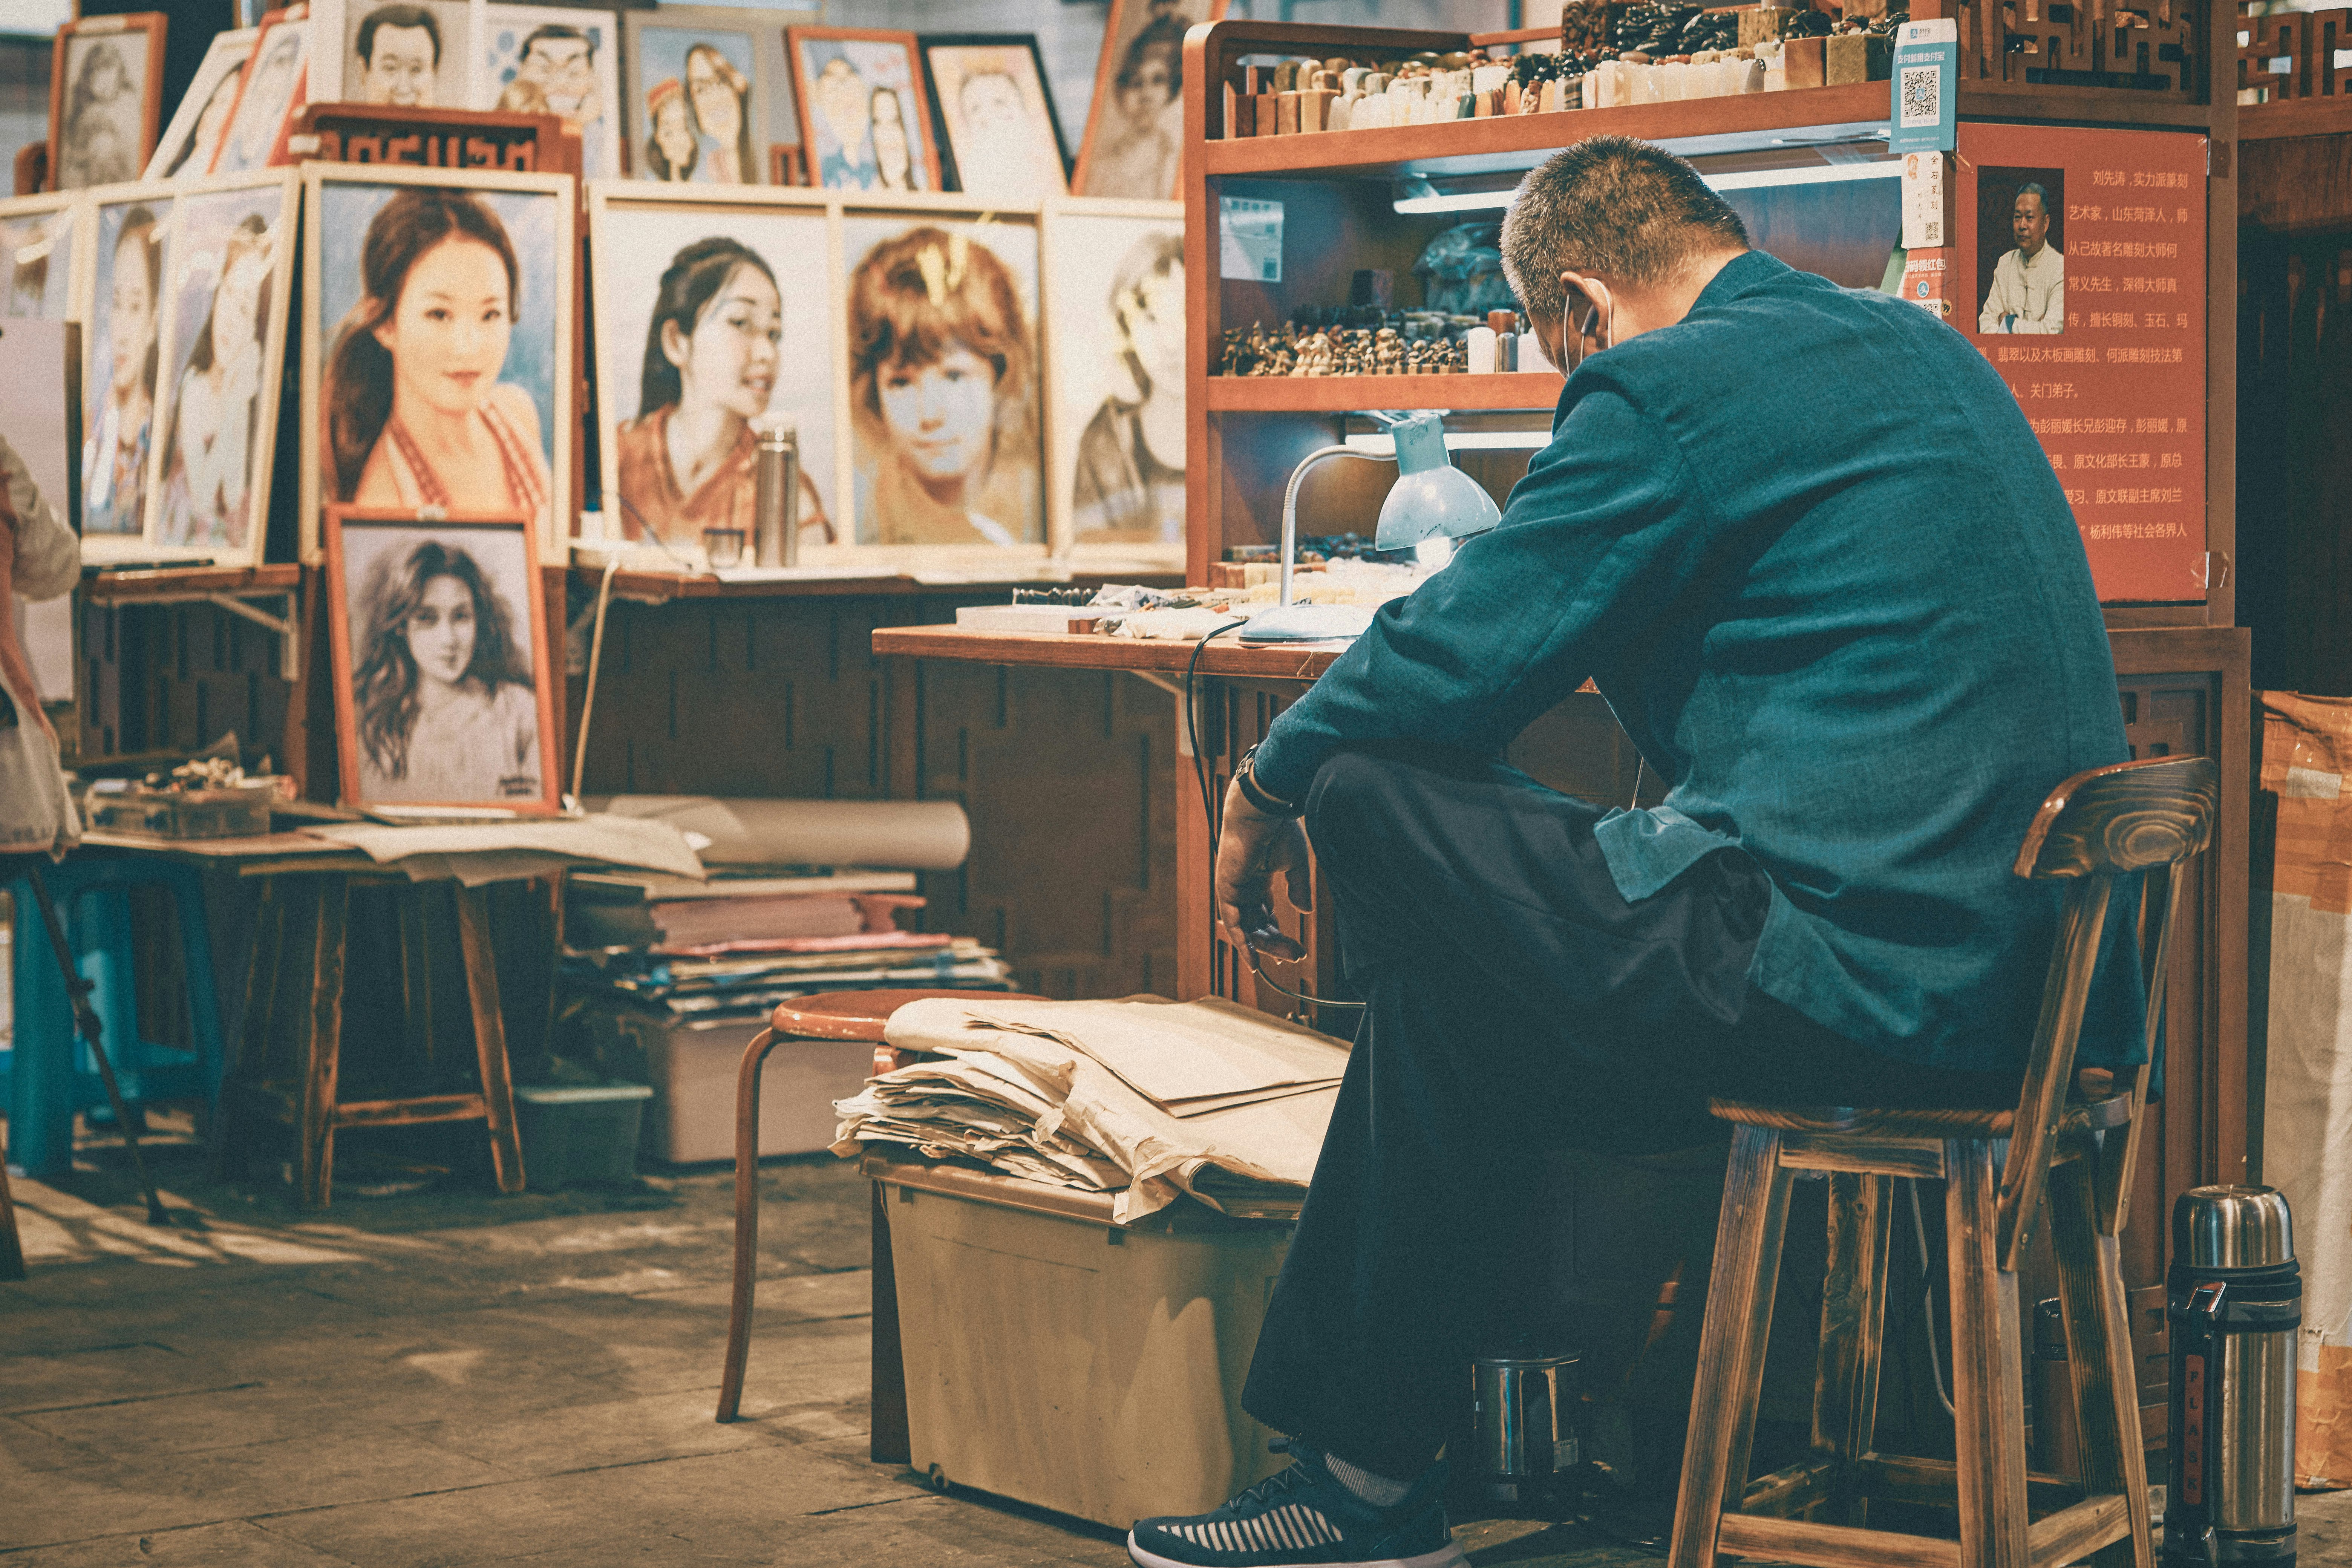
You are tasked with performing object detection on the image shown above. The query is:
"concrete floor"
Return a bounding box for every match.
[3,1122,2346,1567]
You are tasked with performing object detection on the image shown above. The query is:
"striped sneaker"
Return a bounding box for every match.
[1125,1441,1466,1568]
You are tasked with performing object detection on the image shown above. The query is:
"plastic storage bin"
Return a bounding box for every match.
[512,1083,652,1189]
[583,1005,873,1164]
[873,1156,1292,1528]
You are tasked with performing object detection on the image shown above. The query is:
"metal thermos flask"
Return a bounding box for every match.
[752,413,800,567]
[1469,1342,1579,1510]
[2165,1185,2299,1566]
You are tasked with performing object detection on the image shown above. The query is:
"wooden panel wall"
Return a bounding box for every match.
[80,599,294,767]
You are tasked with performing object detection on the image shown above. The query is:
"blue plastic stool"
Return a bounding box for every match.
[2,857,225,1181]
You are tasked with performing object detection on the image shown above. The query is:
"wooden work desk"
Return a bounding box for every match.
[80,831,533,1208]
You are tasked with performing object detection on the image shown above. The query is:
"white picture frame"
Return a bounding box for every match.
[145,27,260,182]
[0,191,86,323]
[78,181,176,559]
[301,162,576,565]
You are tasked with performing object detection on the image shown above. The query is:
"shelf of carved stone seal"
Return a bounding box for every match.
[1205,372,1565,413]
[1200,81,1893,180]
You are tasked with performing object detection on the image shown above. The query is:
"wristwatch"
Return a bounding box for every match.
[1234,745,1304,818]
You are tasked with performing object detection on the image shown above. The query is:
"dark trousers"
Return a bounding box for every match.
[1237,746,2021,1479]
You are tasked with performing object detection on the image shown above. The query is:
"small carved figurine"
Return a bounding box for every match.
[1372,327,1403,374]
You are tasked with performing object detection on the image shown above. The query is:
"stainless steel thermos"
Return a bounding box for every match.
[2165,1185,2299,1566]
[1469,1343,1580,1510]
[752,413,800,568]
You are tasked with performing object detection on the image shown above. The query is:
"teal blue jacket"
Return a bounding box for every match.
[1253,250,2140,1072]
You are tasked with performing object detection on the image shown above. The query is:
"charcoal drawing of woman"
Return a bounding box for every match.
[613,236,829,553]
[352,539,539,801]
[323,188,550,537]
[1072,231,1184,542]
[59,39,140,189]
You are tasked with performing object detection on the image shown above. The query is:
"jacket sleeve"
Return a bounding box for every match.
[1250,387,1706,802]
[0,432,80,602]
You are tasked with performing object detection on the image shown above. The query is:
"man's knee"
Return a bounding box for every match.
[1303,744,1483,875]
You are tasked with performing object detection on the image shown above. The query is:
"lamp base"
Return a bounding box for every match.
[1239,602,1375,643]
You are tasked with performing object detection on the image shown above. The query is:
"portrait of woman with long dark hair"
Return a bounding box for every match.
[322,187,552,536]
[345,531,542,803]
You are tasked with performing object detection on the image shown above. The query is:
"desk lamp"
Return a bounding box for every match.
[1242,411,1502,644]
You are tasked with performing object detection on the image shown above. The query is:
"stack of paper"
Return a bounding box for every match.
[834,995,1352,1223]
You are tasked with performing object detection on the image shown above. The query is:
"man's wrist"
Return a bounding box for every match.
[1235,745,1304,818]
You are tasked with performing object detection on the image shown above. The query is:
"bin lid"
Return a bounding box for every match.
[513,1083,655,1105]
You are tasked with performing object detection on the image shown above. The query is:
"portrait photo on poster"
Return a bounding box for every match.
[305,167,572,562]
[1047,207,1184,551]
[325,509,559,812]
[0,194,81,321]
[790,29,936,194]
[210,18,309,175]
[626,15,763,186]
[145,27,256,181]
[920,36,1067,202]
[51,17,166,192]
[472,4,622,180]
[588,193,838,564]
[150,175,297,562]
[840,213,1040,549]
[1977,166,2066,335]
[315,0,473,111]
[81,193,172,545]
[1075,0,1224,200]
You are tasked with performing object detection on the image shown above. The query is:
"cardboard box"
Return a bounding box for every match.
[875,1157,1292,1528]
[593,1007,874,1165]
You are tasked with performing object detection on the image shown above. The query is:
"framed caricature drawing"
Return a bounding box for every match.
[470,3,622,180]
[584,184,837,566]
[919,34,1067,203]
[788,28,938,194]
[622,7,772,186]
[301,163,576,565]
[49,12,168,192]
[310,0,475,110]
[324,506,560,813]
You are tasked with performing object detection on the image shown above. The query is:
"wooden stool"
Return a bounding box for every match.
[0,1154,23,1280]
[213,872,527,1207]
[1669,755,2217,1568]
[715,987,1045,1443]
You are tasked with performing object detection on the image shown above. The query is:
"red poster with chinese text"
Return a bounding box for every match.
[1956,124,2207,604]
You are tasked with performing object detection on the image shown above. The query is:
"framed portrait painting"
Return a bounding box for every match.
[585,185,838,567]
[324,507,561,813]
[210,13,310,175]
[311,0,475,112]
[838,203,1042,555]
[470,3,622,180]
[145,169,300,566]
[301,163,576,564]
[622,8,770,187]
[788,28,939,194]
[1073,0,1228,200]
[919,35,1067,203]
[49,13,169,192]
[1040,199,1184,563]
[0,193,83,323]
[144,26,257,181]
[78,187,174,554]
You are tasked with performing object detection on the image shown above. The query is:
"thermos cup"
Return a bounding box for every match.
[2166,1185,2299,1566]
[752,413,800,568]
[1470,1341,1580,1511]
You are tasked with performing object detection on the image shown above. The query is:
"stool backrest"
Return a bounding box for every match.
[1995,753,2219,1272]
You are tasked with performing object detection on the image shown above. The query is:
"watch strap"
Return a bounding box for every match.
[1235,745,1304,818]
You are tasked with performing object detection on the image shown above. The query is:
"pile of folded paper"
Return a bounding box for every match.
[833,995,1351,1223]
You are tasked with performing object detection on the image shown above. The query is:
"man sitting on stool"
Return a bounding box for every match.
[1126,136,2139,1568]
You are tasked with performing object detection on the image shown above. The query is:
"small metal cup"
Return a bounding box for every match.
[702,527,746,570]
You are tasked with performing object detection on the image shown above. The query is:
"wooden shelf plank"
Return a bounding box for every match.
[1202,83,1895,179]
[872,624,1344,681]
[2237,97,2352,142]
[1206,372,1563,413]
[570,565,1186,603]
[85,563,302,601]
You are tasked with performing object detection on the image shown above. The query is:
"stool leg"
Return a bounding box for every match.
[214,877,288,1179]
[1669,1124,1792,1568]
[0,1147,25,1280]
[298,877,351,1209]
[1945,1139,2030,1568]
[1811,1171,1891,1524]
[2049,1152,2155,1568]
[454,885,525,1196]
[718,1027,782,1423]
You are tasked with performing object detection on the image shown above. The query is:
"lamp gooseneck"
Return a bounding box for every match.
[1279,446,1389,608]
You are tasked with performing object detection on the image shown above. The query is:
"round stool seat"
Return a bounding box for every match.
[769,988,1047,1042]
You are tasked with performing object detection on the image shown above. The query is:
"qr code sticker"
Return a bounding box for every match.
[1900,65,1940,127]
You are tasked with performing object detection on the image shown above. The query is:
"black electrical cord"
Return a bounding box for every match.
[1183,618,1366,1019]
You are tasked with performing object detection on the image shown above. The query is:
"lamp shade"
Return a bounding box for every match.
[1373,413,1501,552]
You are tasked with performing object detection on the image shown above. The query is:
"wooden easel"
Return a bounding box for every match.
[214,869,525,1207]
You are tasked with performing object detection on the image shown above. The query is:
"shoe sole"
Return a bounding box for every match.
[1124,1532,1470,1568]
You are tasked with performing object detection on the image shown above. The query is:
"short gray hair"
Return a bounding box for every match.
[1499,135,1750,325]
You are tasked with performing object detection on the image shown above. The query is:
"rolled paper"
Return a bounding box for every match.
[1466,326,1497,374]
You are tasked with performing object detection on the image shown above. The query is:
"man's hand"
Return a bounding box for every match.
[1214,771,1313,960]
